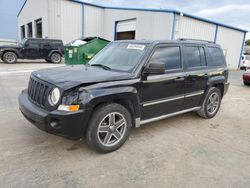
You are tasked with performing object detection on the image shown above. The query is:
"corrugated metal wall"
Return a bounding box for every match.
[175,15,216,41]
[48,0,82,44]
[84,5,104,37]
[18,1,246,69]
[18,0,49,39]
[216,26,244,69]
[83,5,173,41]
[103,9,173,41]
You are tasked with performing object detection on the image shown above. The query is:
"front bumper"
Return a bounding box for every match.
[19,90,92,139]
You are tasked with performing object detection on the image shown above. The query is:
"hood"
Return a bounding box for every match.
[32,65,135,89]
[0,44,20,49]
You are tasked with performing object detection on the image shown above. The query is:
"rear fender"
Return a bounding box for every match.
[48,50,63,58]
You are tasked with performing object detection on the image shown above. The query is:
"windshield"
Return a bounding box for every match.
[89,42,148,72]
[19,38,27,46]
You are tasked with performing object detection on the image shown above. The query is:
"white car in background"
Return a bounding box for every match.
[240,55,250,70]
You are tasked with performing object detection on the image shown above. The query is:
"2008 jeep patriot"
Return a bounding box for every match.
[19,39,229,153]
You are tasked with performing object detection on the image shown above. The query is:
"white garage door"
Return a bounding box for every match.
[116,19,136,32]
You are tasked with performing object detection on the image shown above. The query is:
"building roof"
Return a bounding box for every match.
[18,0,248,33]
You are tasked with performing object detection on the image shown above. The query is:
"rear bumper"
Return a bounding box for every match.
[223,82,230,96]
[19,90,91,139]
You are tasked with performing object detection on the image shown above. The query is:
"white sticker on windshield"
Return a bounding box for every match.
[127,44,145,50]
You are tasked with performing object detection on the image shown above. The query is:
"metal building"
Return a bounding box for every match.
[17,0,248,69]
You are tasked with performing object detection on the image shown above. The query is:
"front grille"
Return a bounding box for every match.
[28,76,52,108]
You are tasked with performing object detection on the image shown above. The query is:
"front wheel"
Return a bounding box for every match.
[86,103,132,153]
[3,51,17,64]
[50,52,62,64]
[197,87,221,119]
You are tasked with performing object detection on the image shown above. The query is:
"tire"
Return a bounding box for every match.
[50,52,62,64]
[244,81,250,86]
[45,58,51,63]
[3,51,17,64]
[86,103,132,153]
[197,87,222,119]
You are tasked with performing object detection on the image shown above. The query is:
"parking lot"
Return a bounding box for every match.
[0,61,250,188]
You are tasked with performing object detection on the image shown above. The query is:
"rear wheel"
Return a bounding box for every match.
[197,87,221,119]
[86,103,132,153]
[50,52,62,64]
[3,51,17,64]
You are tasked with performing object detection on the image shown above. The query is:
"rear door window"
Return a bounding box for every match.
[149,46,182,70]
[207,47,225,66]
[184,46,206,68]
[51,41,63,47]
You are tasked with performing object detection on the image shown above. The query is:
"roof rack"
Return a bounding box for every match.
[177,38,215,43]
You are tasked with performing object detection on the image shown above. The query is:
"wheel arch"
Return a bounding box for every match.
[2,49,21,58]
[48,50,63,58]
[206,76,226,98]
[86,88,141,128]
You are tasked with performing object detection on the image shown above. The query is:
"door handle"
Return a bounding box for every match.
[204,73,209,77]
[175,77,185,81]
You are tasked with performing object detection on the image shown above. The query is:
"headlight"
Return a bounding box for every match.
[62,91,79,105]
[48,88,60,106]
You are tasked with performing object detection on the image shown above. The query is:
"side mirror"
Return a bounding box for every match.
[143,63,165,75]
[24,43,29,47]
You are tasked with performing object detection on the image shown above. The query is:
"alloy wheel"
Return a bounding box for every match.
[97,112,127,147]
[207,92,219,115]
[5,53,16,63]
[51,53,61,63]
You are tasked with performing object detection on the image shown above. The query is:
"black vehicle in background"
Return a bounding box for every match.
[19,39,230,153]
[0,38,64,64]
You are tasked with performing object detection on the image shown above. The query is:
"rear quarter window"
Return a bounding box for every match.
[207,47,225,67]
[52,41,63,47]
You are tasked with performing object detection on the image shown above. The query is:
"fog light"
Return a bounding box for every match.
[58,105,80,112]
[50,119,61,129]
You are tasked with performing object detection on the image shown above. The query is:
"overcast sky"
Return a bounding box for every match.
[0,0,249,40]
[85,0,250,39]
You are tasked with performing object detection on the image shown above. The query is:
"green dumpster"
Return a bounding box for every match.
[65,37,110,65]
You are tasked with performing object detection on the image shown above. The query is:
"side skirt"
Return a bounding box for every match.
[135,107,200,127]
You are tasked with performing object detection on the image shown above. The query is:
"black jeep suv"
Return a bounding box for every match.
[0,38,64,64]
[19,39,229,153]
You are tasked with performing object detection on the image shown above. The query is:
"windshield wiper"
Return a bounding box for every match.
[91,64,111,70]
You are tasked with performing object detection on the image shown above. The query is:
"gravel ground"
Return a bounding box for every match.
[0,62,249,188]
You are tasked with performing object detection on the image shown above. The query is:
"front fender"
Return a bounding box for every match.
[83,86,141,120]
[1,48,22,58]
